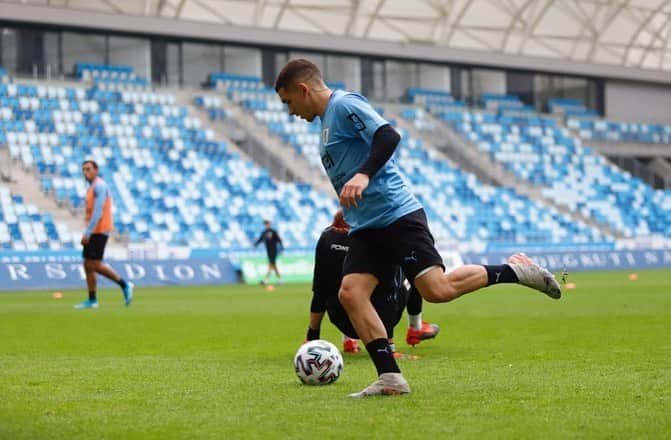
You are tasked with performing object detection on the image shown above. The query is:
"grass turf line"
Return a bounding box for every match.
[0,270,669,439]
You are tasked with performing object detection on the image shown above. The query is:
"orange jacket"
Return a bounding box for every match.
[85,177,113,234]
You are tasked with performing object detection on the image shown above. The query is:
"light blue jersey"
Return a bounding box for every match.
[319,90,422,232]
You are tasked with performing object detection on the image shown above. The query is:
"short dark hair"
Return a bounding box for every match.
[82,160,98,169]
[274,59,322,92]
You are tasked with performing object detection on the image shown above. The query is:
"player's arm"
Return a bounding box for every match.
[83,183,106,240]
[275,231,283,251]
[358,125,401,177]
[254,231,263,247]
[337,97,401,208]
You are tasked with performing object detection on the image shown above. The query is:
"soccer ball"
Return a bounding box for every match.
[294,339,343,385]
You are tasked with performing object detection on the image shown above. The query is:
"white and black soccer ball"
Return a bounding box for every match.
[294,339,343,385]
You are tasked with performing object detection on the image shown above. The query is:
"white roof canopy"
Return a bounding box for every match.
[4,0,671,72]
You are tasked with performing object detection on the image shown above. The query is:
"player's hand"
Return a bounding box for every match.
[80,235,89,246]
[339,173,369,208]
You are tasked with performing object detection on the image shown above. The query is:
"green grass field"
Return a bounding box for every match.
[1,270,670,439]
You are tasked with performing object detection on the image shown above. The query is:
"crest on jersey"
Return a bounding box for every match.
[347,113,366,131]
[322,128,329,144]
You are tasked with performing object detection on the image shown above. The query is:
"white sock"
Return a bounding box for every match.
[388,342,396,353]
[408,313,422,330]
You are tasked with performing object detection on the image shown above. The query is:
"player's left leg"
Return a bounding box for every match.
[270,263,282,284]
[393,210,560,303]
[262,263,272,284]
[91,260,134,306]
[415,259,560,304]
[89,234,133,306]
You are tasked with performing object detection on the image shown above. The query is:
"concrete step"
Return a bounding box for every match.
[0,147,83,236]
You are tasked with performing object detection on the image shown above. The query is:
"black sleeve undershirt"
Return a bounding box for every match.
[357,124,401,177]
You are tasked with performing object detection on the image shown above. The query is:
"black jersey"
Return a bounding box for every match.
[311,226,408,339]
[255,228,282,255]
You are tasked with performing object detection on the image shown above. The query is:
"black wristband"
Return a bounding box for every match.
[306,327,320,341]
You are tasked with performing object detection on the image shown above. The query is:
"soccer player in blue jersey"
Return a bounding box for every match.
[306,209,439,357]
[275,59,561,397]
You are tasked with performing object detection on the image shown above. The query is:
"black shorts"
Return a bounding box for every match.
[267,251,278,265]
[343,209,444,282]
[327,288,406,340]
[82,233,108,261]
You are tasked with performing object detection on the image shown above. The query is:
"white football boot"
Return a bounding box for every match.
[348,373,410,398]
[507,253,562,299]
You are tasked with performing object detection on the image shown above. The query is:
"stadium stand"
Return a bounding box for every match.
[0,65,338,250]
[417,91,671,238]
[2,66,669,251]
[389,125,608,248]
[193,95,232,121]
[199,75,325,169]
[567,116,671,144]
[548,98,671,144]
[200,77,609,248]
[0,185,78,250]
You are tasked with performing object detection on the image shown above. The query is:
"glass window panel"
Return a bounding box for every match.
[1,28,18,75]
[166,42,180,86]
[385,60,417,100]
[223,46,261,77]
[44,31,61,78]
[108,35,150,78]
[62,32,105,74]
[324,55,361,92]
[418,63,450,92]
[182,42,221,87]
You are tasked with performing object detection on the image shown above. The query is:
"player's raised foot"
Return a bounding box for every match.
[349,373,410,398]
[507,253,562,299]
[406,321,440,346]
[122,281,134,306]
[343,338,361,353]
[74,299,99,309]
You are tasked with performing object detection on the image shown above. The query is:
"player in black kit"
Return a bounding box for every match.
[254,219,283,284]
[305,210,439,356]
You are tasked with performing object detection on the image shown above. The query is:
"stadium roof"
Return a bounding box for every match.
[4,0,671,73]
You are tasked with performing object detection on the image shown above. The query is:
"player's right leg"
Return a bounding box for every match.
[338,273,387,343]
[75,258,99,309]
[339,273,410,397]
[348,372,410,398]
